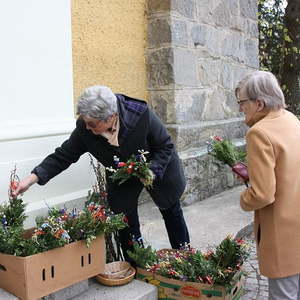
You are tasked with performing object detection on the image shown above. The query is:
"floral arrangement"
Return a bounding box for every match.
[107,150,154,188]
[207,136,249,182]
[32,202,127,251]
[0,168,127,257]
[128,235,249,288]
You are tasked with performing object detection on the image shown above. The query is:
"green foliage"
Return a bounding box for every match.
[129,236,250,288]
[0,166,127,258]
[188,252,215,282]
[0,196,127,256]
[259,0,300,115]
[0,167,39,256]
[0,197,26,228]
[127,243,157,268]
[33,204,127,250]
[0,196,40,256]
[0,226,38,257]
[211,236,249,269]
[258,0,285,76]
[279,0,300,114]
[32,225,69,254]
[207,136,246,167]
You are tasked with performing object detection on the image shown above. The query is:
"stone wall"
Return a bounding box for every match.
[146,0,259,204]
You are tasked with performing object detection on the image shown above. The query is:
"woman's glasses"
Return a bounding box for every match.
[85,120,101,129]
[237,98,250,105]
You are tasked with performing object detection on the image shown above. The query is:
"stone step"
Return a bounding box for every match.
[180,138,246,204]
[72,279,157,300]
[167,117,247,152]
[0,278,157,300]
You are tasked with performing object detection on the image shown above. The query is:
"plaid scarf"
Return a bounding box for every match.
[116,94,147,145]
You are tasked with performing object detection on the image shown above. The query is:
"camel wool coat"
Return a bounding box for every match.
[241,109,300,279]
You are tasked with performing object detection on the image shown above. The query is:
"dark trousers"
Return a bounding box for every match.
[119,201,190,261]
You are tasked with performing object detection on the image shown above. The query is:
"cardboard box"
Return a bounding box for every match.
[136,267,245,300]
[0,235,105,300]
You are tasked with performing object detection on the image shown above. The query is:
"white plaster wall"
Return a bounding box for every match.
[0,0,94,226]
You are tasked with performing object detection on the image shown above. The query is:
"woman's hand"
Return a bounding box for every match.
[12,174,39,197]
[235,174,249,187]
[140,169,155,187]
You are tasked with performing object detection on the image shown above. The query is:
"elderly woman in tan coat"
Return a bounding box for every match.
[236,70,300,300]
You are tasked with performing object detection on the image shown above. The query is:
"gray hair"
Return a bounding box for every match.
[77,85,118,120]
[235,70,286,110]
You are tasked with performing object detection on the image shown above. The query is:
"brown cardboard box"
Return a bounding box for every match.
[0,235,105,300]
[137,267,245,300]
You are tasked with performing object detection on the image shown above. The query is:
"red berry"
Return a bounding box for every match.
[10,181,18,190]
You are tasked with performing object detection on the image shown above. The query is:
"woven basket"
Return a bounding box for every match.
[96,261,136,286]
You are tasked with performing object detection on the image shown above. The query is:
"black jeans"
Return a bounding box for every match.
[119,201,190,261]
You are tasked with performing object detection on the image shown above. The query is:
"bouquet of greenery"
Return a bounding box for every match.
[33,203,127,250]
[128,235,250,288]
[107,150,154,188]
[0,168,127,257]
[207,136,249,182]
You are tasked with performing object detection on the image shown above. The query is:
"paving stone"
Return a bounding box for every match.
[246,278,259,284]
[243,237,269,299]
[256,295,268,300]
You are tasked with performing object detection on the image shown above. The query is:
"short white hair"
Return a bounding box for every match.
[77,85,118,120]
[235,70,286,110]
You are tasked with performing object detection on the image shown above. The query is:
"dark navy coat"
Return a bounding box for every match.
[32,95,186,214]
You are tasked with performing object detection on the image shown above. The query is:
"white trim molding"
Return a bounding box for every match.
[0,119,76,142]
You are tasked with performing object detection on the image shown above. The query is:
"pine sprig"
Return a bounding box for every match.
[207,136,246,167]
[0,197,27,228]
[0,226,40,257]
[127,243,157,268]
[210,235,250,270]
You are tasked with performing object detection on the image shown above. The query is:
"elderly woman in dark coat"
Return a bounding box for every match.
[14,85,190,259]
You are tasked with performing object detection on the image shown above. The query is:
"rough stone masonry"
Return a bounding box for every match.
[146,0,259,205]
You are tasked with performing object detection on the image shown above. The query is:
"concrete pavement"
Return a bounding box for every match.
[139,185,253,250]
